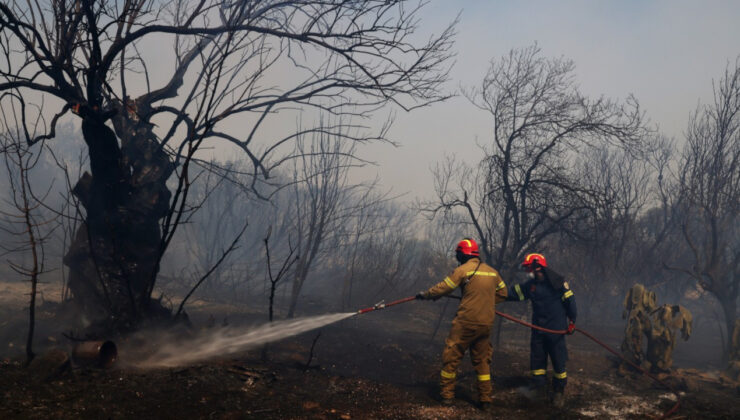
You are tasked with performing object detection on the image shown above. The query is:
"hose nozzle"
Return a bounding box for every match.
[356,296,416,315]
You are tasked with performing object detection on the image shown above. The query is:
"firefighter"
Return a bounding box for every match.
[620,284,657,371]
[507,253,577,408]
[416,238,508,409]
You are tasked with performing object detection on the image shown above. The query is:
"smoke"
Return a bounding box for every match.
[127,312,356,368]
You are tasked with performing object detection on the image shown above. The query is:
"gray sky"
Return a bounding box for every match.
[356,0,740,201]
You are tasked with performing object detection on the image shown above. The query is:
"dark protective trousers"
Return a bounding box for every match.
[530,331,568,391]
[440,320,493,402]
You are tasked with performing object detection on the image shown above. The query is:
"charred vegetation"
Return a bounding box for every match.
[0,2,738,419]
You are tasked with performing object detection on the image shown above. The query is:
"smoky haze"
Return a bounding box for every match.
[362,0,740,199]
[0,3,738,419]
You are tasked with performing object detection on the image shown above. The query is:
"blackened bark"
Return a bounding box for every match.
[64,105,175,332]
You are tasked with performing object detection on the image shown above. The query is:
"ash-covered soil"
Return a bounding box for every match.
[1,291,738,419]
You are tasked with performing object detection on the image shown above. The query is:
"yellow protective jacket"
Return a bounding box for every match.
[425,258,507,326]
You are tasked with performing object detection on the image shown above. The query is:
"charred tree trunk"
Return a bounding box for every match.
[64,106,174,332]
[24,217,39,365]
[287,263,309,319]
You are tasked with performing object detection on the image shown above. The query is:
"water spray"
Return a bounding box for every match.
[130,312,357,368]
[126,297,418,368]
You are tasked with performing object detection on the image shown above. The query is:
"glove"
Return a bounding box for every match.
[415,291,428,300]
[567,321,576,335]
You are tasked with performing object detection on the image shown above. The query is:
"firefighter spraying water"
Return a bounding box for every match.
[356,238,682,418]
[415,238,507,411]
[117,238,682,418]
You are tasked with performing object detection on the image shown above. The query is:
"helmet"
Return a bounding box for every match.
[456,238,480,257]
[521,253,547,268]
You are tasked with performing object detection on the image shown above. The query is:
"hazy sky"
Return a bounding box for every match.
[13,1,739,206]
[356,0,740,201]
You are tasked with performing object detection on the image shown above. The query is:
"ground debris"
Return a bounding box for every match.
[27,348,70,382]
[302,401,320,410]
[1,297,739,419]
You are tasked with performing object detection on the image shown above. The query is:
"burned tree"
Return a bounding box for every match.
[178,163,251,298]
[423,45,648,275]
[0,99,57,363]
[668,59,740,358]
[286,122,374,318]
[0,1,454,331]
[263,225,298,322]
[555,144,657,319]
[338,202,419,307]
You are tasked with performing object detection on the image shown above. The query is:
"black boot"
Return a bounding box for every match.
[552,390,565,408]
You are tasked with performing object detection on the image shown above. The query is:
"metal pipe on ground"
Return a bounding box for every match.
[72,340,117,368]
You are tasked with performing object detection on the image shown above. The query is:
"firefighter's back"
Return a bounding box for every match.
[455,260,504,326]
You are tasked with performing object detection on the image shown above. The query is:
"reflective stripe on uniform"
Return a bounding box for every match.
[553,371,567,379]
[441,370,456,379]
[443,277,457,289]
[562,290,574,300]
[531,369,546,376]
[514,284,525,301]
[496,280,506,290]
[477,374,491,381]
[466,271,498,277]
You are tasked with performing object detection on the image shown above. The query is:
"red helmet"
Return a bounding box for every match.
[456,238,480,257]
[521,253,547,268]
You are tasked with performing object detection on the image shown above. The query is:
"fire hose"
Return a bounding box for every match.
[356,296,417,314]
[355,295,681,420]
